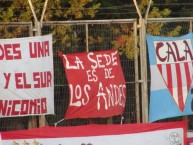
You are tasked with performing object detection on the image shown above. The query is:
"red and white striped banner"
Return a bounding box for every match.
[157,62,193,111]
[0,121,187,145]
[187,132,193,145]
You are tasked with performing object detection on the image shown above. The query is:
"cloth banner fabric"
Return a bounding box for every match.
[146,33,193,122]
[188,138,193,145]
[59,49,126,119]
[187,132,193,145]
[0,35,54,117]
[0,121,187,145]
[0,133,2,145]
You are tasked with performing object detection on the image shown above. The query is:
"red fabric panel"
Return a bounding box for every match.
[1,120,187,142]
[59,49,126,119]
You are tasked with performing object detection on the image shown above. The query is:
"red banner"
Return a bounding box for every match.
[59,49,126,119]
[0,121,187,145]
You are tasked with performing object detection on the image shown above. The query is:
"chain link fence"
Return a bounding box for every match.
[42,19,139,126]
[1,17,193,131]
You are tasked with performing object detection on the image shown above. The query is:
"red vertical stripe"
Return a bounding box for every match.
[175,63,184,111]
[157,64,162,74]
[184,62,191,91]
[166,64,173,96]
[191,62,193,81]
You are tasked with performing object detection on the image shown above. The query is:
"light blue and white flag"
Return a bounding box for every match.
[146,33,193,122]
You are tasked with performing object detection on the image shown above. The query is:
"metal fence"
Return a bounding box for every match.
[42,19,139,126]
[1,17,193,131]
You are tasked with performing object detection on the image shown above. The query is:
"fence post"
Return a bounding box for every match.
[134,19,140,123]
[35,21,48,128]
[133,0,149,123]
[190,20,193,32]
[85,23,89,52]
[27,0,48,128]
[140,18,148,123]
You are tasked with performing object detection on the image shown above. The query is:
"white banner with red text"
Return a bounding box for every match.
[59,49,126,119]
[0,121,187,145]
[0,34,54,117]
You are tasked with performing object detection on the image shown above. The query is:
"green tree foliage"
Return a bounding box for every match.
[0,0,100,22]
[111,25,136,60]
[63,0,100,19]
[111,0,183,59]
[0,0,101,51]
[146,5,182,36]
[96,0,135,19]
[153,0,193,17]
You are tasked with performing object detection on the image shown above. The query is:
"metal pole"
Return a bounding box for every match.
[190,20,193,32]
[85,23,89,52]
[40,0,49,27]
[27,0,39,129]
[145,0,152,20]
[28,0,38,22]
[133,0,142,19]
[28,0,48,128]
[134,19,140,123]
[29,23,33,37]
[133,0,149,123]
[142,0,151,123]
[133,0,142,123]
[141,18,148,123]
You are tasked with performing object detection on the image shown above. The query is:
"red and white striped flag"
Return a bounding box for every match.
[157,62,193,111]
